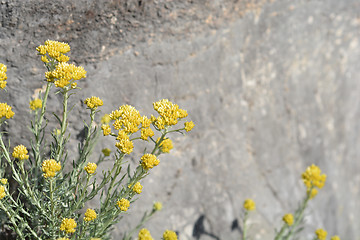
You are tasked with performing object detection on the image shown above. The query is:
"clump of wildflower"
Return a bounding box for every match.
[45,62,86,88]
[101,114,111,124]
[138,228,154,240]
[101,124,111,136]
[153,202,162,211]
[282,213,294,226]
[302,164,326,189]
[41,159,61,178]
[110,105,142,134]
[129,182,143,194]
[331,236,341,240]
[117,198,130,211]
[315,228,327,240]
[84,162,97,175]
[0,178,7,185]
[60,218,77,233]
[12,145,29,160]
[0,185,6,199]
[184,121,195,132]
[36,40,70,62]
[115,130,134,154]
[84,96,103,109]
[84,208,97,222]
[163,230,178,240]
[158,138,173,153]
[243,199,256,211]
[29,98,42,110]
[0,63,7,89]
[102,148,111,156]
[153,99,188,129]
[141,127,154,141]
[0,103,15,119]
[141,154,160,170]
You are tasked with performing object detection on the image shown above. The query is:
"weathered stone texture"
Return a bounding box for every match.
[1,0,359,239]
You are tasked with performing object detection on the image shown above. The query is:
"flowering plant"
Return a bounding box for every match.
[0,40,193,240]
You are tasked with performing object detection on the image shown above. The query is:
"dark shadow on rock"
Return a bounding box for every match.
[193,214,220,240]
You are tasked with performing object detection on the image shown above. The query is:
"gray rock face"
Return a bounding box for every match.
[1,0,359,239]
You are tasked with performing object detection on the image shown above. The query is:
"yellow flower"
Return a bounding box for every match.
[140,127,154,141]
[90,238,101,240]
[141,154,160,170]
[110,105,142,134]
[243,199,256,211]
[37,40,70,58]
[12,145,29,160]
[84,208,97,222]
[84,162,97,175]
[0,178,8,185]
[0,103,15,119]
[115,137,134,155]
[101,114,111,124]
[315,228,327,240]
[56,54,70,63]
[41,159,61,178]
[56,238,70,240]
[163,230,178,240]
[307,188,318,199]
[158,138,173,153]
[41,55,49,63]
[302,164,326,190]
[102,148,111,156]
[117,198,130,211]
[0,185,6,199]
[184,121,195,132]
[84,96,103,109]
[331,236,340,240]
[101,124,111,136]
[153,99,188,128]
[45,62,86,88]
[153,202,162,211]
[138,228,154,240]
[29,98,43,110]
[60,218,77,233]
[129,182,143,194]
[282,213,294,226]
[0,63,7,89]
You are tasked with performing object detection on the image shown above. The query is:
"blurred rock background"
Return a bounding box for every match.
[1,0,359,239]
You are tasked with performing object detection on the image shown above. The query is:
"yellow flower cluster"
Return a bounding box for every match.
[315,228,327,240]
[42,159,61,178]
[163,230,178,240]
[138,228,154,240]
[117,198,130,211]
[84,208,97,222]
[331,236,341,240]
[110,105,142,134]
[152,99,188,129]
[153,202,162,211]
[101,114,111,124]
[0,178,7,185]
[84,162,97,175]
[302,164,326,198]
[141,154,160,170]
[60,218,77,233]
[101,124,111,136]
[102,148,111,156]
[29,98,43,110]
[0,63,7,89]
[282,213,294,226]
[115,130,134,154]
[0,185,6,199]
[45,62,86,88]
[140,127,154,141]
[243,199,256,211]
[184,121,195,132]
[84,96,103,109]
[0,102,15,119]
[12,145,29,160]
[36,40,70,62]
[158,138,173,153]
[129,182,143,194]
[57,238,70,240]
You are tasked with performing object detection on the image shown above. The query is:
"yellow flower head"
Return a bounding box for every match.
[90,238,101,240]
[153,99,188,129]
[307,188,318,199]
[315,228,327,240]
[57,238,70,240]
[282,213,294,226]
[60,218,77,233]
[102,148,111,156]
[115,133,134,155]
[101,114,111,124]
[84,96,103,109]
[163,230,178,240]
[140,127,154,141]
[0,63,7,89]
[29,98,43,111]
[45,62,86,88]
[0,178,8,185]
[141,154,160,170]
[243,199,256,211]
[138,228,154,240]
[184,121,195,132]
[0,103,15,119]
[331,236,340,240]
[84,208,97,222]
[37,40,70,59]
[12,145,29,160]
[101,124,111,136]
[129,182,143,194]
[153,202,162,211]
[110,105,142,134]
[0,185,6,199]
[117,198,130,211]
[42,159,61,178]
[157,138,173,153]
[84,162,97,175]
[302,164,327,190]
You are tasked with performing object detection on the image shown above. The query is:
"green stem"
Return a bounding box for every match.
[49,178,56,237]
[242,211,248,240]
[0,201,26,240]
[55,88,69,163]
[274,224,287,240]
